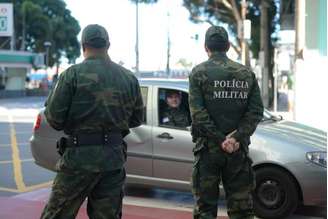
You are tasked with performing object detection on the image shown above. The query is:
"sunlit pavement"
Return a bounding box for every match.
[0,187,325,219]
[0,187,218,219]
[0,97,326,219]
[0,188,203,219]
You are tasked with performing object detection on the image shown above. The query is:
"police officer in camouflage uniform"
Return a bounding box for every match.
[160,89,191,128]
[40,24,143,219]
[189,26,264,219]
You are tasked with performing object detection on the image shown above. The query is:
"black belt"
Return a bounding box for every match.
[67,132,123,147]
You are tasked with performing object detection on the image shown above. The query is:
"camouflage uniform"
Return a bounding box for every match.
[189,26,263,219]
[161,106,190,128]
[40,24,144,219]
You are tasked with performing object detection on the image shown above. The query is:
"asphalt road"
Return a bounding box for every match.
[0,97,55,197]
[0,96,325,219]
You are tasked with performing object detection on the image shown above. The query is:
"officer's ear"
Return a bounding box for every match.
[224,42,230,52]
[205,45,211,57]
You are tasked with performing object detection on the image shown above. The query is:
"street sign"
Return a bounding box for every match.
[238,19,251,40]
[0,3,13,37]
[243,19,251,40]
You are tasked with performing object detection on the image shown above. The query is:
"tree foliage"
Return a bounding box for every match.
[0,0,81,67]
[183,0,278,59]
[176,58,193,69]
[129,0,278,60]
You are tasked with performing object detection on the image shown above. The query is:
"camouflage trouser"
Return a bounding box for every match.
[192,142,255,219]
[40,168,125,219]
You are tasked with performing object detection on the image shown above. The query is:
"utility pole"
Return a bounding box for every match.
[135,0,140,77]
[260,0,270,108]
[166,12,171,77]
[294,0,305,119]
[9,2,15,50]
[21,5,26,51]
[273,47,279,112]
[241,0,247,65]
[44,41,51,69]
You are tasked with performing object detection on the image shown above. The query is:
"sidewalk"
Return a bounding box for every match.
[0,197,225,219]
[0,188,323,219]
[0,188,227,219]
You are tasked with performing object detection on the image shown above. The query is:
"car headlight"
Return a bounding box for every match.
[306,151,327,168]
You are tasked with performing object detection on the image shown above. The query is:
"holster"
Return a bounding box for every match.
[56,137,67,156]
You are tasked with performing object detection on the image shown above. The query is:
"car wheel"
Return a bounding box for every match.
[253,167,299,219]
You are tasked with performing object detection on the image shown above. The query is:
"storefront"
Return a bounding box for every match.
[0,50,43,98]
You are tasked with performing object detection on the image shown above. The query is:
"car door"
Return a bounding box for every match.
[125,85,153,177]
[152,86,194,182]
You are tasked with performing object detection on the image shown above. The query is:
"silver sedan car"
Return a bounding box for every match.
[30,79,326,219]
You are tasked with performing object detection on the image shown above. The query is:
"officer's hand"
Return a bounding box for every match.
[221,139,233,153]
[221,138,234,153]
[233,141,240,152]
[221,137,239,153]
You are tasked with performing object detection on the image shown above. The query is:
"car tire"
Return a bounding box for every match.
[253,167,299,219]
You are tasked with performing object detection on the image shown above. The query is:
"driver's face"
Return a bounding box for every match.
[166,93,181,108]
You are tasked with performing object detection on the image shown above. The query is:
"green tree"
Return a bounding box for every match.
[183,0,277,59]
[0,0,81,68]
[176,58,193,69]
[129,0,277,64]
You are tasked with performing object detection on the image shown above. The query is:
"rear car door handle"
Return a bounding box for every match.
[157,132,174,139]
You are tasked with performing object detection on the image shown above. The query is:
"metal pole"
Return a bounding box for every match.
[21,5,26,51]
[273,48,278,112]
[46,47,49,68]
[10,0,15,51]
[241,0,247,65]
[260,0,270,108]
[166,12,170,77]
[44,41,51,70]
[294,0,305,120]
[135,0,140,76]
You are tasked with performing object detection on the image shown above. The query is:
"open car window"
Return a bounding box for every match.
[158,88,191,129]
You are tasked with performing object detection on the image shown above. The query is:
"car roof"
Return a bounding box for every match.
[139,78,189,90]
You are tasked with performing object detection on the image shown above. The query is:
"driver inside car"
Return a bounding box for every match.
[160,89,191,128]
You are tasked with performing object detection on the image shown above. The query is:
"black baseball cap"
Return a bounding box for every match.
[81,24,110,48]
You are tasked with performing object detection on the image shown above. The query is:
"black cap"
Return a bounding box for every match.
[205,26,229,44]
[205,26,230,52]
[81,24,110,48]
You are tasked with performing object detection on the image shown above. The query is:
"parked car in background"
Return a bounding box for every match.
[30,79,327,219]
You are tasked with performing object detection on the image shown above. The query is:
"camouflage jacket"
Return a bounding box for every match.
[189,52,263,149]
[160,106,190,128]
[45,55,144,172]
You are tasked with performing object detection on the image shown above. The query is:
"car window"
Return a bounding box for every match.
[140,86,148,124]
[158,88,191,129]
